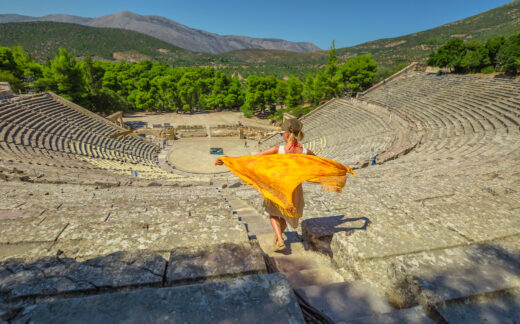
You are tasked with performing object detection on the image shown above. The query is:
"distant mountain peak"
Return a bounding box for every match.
[0,11,322,53]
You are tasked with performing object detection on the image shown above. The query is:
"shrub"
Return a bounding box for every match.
[480,66,495,74]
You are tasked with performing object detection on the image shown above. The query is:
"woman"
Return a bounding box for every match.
[216,118,313,251]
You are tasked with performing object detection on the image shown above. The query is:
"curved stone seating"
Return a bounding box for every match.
[283,72,520,314]
[260,99,396,165]
[361,72,520,161]
[0,93,166,181]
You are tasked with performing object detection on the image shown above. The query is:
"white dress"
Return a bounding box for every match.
[263,145,307,229]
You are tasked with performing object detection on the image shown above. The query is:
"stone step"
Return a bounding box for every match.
[0,242,266,303]
[239,215,273,236]
[256,233,307,256]
[12,273,305,324]
[302,215,371,256]
[285,267,344,289]
[434,288,520,324]
[335,236,520,308]
[0,251,166,301]
[345,306,435,324]
[296,281,394,323]
[50,220,250,259]
[272,255,324,273]
[167,242,266,284]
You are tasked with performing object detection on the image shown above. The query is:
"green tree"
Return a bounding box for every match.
[0,47,22,91]
[224,78,244,109]
[274,80,288,107]
[0,47,19,76]
[486,36,506,66]
[302,73,316,105]
[285,75,303,108]
[242,75,277,115]
[335,54,377,95]
[36,48,86,103]
[12,46,42,79]
[178,71,200,113]
[459,40,490,73]
[325,40,338,77]
[314,69,335,101]
[497,33,520,75]
[427,38,465,71]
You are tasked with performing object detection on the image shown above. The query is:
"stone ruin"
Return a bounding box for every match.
[0,68,519,323]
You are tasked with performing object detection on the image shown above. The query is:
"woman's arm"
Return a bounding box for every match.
[216,145,279,165]
[253,146,279,156]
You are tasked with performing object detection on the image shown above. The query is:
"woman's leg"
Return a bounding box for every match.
[280,218,287,233]
[269,216,285,246]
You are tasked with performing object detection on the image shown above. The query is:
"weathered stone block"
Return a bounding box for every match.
[167,242,266,284]
[337,242,520,308]
[0,221,67,244]
[52,220,248,259]
[0,252,166,300]
[0,242,54,261]
[13,273,304,324]
[330,220,466,267]
[429,203,520,242]
[345,306,435,324]
[302,215,370,255]
[297,281,392,322]
[435,288,520,324]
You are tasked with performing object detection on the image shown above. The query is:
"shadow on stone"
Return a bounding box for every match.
[10,273,305,324]
[302,215,371,256]
[122,120,147,129]
[389,243,520,322]
[0,242,268,322]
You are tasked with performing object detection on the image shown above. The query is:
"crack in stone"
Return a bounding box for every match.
[140,266,164,278]
[46,223,69,252]
[414,193,455,203]
[161,260,168,287]
[445,225,475,243]
[36,216,47,226]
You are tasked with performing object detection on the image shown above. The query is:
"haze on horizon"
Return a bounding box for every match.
[1,0,514,49]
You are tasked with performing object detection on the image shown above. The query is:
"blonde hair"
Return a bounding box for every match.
[288,131,304,143]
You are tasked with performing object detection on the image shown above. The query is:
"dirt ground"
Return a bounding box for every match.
[167,138,260,174]
[123,111,277,129]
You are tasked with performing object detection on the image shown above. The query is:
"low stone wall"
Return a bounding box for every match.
[206,125,274,139]
[211,125,239,137]
[0,82,13,99]
[176,125,207,138]
[357,62,426,98]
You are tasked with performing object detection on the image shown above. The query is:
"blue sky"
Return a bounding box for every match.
[1,0,513,49]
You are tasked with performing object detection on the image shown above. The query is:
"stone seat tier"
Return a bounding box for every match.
[259,99,396,165]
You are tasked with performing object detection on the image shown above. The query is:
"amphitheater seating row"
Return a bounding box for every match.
[361,72,520,161]
[260,99,396,165]
[0,93,171,181]
[0,95,156,160]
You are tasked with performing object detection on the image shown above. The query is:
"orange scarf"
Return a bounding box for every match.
[218,154,354,218]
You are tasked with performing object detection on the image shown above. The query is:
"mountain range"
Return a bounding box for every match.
[0,10,321,53]
[0,1,518,79]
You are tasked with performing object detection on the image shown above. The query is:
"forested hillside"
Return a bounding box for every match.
[0,22,211,65]
[1,1,518,78]
[335,0,520,71]
[0,45,377,120]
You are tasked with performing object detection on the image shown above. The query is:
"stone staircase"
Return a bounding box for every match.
[225,191,435,323]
